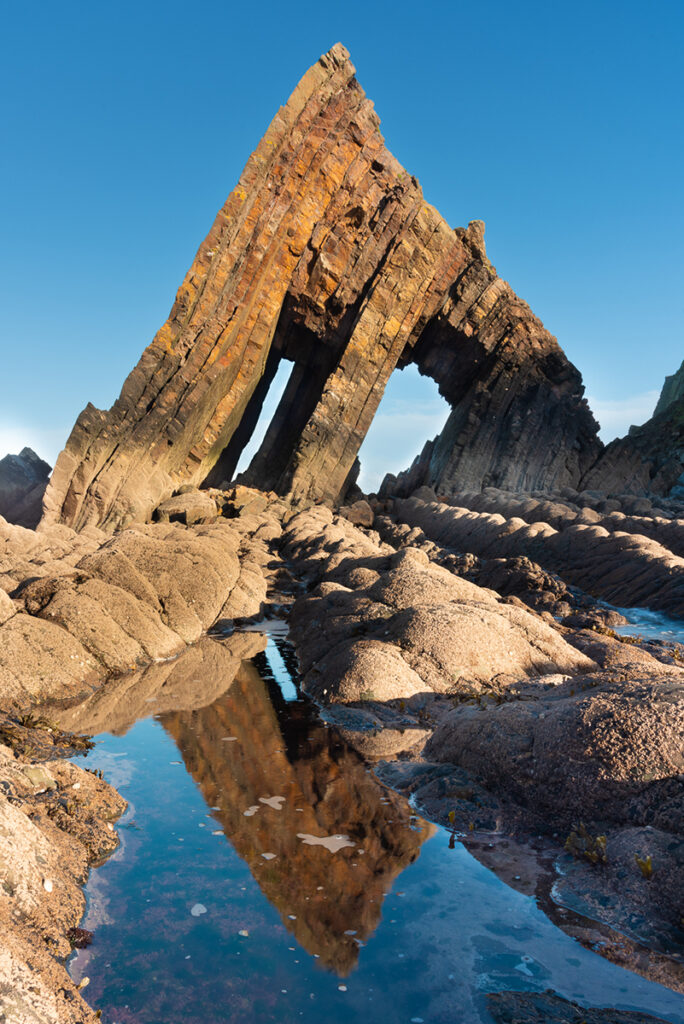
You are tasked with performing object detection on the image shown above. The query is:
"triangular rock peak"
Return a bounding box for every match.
[43,43,601,532]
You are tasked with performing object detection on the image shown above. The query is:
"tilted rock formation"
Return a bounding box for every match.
[554,359,684,500]
[654,358,684,418]
[0,448,51,528]
[581,393,684,498]
[43,44,600,532]
[390,492,684,616]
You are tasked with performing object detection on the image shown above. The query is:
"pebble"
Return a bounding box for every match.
[43,879,53,893]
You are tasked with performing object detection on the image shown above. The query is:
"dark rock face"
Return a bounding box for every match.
[655,359,684,417]
[42,44,600,532]
[581,394,684,497]
[0,448,51,528]
[486,990,672,1024]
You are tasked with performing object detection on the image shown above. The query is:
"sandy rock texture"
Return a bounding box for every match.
[0,491,284,711]
[377,635,684,957]
[0,729,126,1024]
[280,497,684,977]
[283,506,594,705]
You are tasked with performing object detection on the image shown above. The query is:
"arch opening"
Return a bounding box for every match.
[356,364,450,494]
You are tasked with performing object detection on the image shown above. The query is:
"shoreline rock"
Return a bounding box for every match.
[1,483,683,1013]
[0,717,126,1024]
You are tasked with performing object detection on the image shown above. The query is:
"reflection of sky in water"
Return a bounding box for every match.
[614,606,684,644]
[70,640,684,1024]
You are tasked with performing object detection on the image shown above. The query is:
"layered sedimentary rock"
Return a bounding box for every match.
[655,359,684,417]
[390,492,684,616]
[581,394,684,497]
[0,448,51,528]
[43,44,600,532]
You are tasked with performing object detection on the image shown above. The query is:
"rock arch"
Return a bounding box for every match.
[43,44,600,532]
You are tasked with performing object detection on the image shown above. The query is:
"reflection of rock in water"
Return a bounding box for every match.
[160,656,434,975]
[48,633,266,736]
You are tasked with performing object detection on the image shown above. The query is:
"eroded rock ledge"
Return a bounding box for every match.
[0,722,126,1024]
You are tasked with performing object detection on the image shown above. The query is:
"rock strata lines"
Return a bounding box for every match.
[43,44,600,532]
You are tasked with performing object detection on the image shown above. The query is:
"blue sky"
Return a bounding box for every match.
[1,0,682,490]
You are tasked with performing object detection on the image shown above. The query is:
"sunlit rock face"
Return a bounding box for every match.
[42,43,599,532]
[160,657,434,975]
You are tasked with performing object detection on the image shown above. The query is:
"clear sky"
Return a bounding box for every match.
[1,0,682,491]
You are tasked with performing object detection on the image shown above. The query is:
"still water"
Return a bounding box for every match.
[65,630,684,1024]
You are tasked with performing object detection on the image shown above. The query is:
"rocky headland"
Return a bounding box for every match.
[1,42,682,1024]
[0,448,51,529]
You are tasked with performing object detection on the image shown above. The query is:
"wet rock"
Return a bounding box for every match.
[0,737,125,1024]
[561,609,629,629]
[425,668,684,833]
[554,825,684,952]
[486,989,672,1024]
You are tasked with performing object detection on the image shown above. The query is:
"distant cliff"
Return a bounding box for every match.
[0,447,51,528]
[654,358,684,417]
[581,391,684,498]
